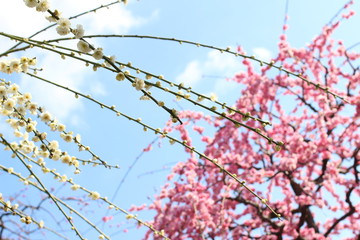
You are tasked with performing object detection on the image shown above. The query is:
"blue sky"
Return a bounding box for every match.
[0,1,359,239]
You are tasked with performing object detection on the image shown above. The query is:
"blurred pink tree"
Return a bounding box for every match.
[143,2,360,240]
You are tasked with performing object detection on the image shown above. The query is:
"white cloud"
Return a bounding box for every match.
[52,0,150,34]
[0,3,48,51]
[84,6,146,34]
[0,0,150,44]
[0,1,150,126]
[19,52,86,125]
[252,47,272,62]
[175,61,202,87]
[89,80,107,97]
[176,47,273,96]
[204,50,240,72]
[176,48,243,94]
[213,80,240,96]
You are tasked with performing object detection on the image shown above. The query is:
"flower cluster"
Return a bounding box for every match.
[0,80,83,171]
[23,0,50,12]
[23,0,93,58]
[56,18,71,35]
[2,200,19,212]
[20,216,32,224]
[7,1,183,239]
[0,57,37,74]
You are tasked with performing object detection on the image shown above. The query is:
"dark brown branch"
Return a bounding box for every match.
[324,187,355,237]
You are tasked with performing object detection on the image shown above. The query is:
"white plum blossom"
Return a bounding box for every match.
[62,133,73,143]
[40,112,52,122]
[28,58,37,66]
[14,130,23,138]
[59,174,67,182]
[133,78,145,91]
[35,0,50,12]
[16,95,26,105]
[4,201,12,212]
[61,155,72,165]
[49,122,57,131]
[21,63,29,73]
[116,72,125,81]
[74,134,81,143]
[57,124,66,132]
[9,60,21,73]
[4,98,16,111]
[77,40,91,53]
[48,140,59,150]
[23,0,37,8]
[71,184,80,191]
[8,84,19,94]
[26,102,38,114]
[92,48,104,60]
[56,26,70,36]
[72,24,85,39]
[52,150,61,161]
[46,9,61,22]
[98,235,105,240]
[16,106,26,115]
[25,123,36,132]
[20,57,28,64]
[57,18,71,28]
[6,119,18,129]
[105,55,116,67]
[56,18,71,36]
[210,92,218,102]
[89,191,100,200]
[0,61,8,73]
[0,86,7,98]
[23,92,32,101]
[46,15,57,22]
[38,220,45,228]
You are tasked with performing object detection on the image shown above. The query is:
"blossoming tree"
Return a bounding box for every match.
[0,0,359,240]
[141,3,360,240]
